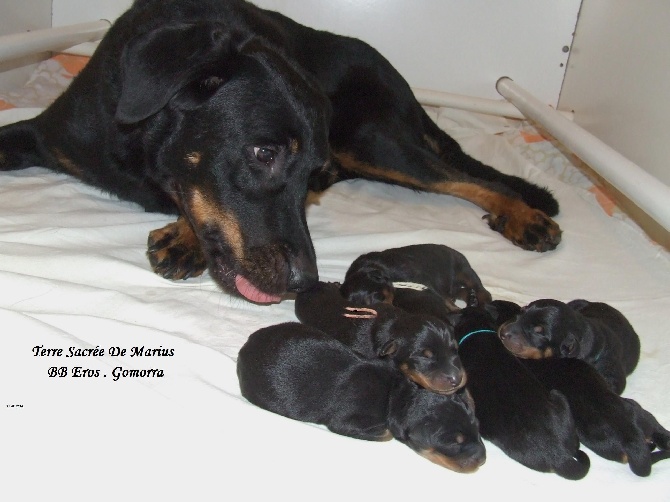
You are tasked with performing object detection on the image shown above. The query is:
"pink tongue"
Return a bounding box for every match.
[235,275,282,304]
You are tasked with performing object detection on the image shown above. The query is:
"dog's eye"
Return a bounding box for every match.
[253,147,277,166]
[533,325,544,334]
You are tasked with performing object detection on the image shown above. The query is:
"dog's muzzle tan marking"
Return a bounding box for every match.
[189,188,245,261]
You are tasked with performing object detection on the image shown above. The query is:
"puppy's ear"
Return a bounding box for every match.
[116,22,244,124]
[560,332,580,357]
[379,340,397,357]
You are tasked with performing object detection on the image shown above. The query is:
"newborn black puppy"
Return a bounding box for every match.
[237,322,486,473]
[340,244,492,310]
[498,299,640,394]
[295,281,465,394]
[448,302,590,480]
[523,357,670,476]
[624,398,670,463]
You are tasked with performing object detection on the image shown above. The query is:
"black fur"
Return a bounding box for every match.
[236,322,486,473]
[0,0,561,304]
[340,244,492,309]
[295,281,465,395]
[447,302,590,480]
[523,357,670,476]
[498,299,640,394]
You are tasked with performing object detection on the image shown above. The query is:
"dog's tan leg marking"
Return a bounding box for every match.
[185,151,202,167]
[377,429,393,441]
[53,148,84,178]
[334,152,561,251]
[423,134,442,155]
[189,188,245,261]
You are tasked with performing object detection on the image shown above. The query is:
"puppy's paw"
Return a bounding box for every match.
[484,206,561,252]
[147,217,207,280]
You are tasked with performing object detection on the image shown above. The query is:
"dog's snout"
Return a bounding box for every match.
[287,268,318,293]
[286,254,319,293]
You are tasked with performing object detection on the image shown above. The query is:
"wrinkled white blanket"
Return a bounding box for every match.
[1,72,669,500]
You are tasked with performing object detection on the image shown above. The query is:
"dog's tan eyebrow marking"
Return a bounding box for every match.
[190,188,244,261]
[289,138,299,154]
[185,151,202,167]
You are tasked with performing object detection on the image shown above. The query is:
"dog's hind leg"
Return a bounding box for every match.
[0,120,54,172]
[331,135,562,252]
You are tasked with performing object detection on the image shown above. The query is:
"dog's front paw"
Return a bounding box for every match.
[147,217,207,280]
[484,207,561,252]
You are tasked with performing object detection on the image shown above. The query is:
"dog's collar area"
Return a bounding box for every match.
[343,306,378,319]
[458,329,496,345]
[392,281,428,291]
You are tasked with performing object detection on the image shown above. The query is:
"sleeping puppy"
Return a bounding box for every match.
[523,357,670,476]
[448,302,590,480]
[498,299,640,394]
[624,398,670,464]
[295,281,465,395]
[237,322,486,473]
[340,244,492,309]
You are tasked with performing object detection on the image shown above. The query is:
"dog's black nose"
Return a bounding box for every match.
[287,267,319,293]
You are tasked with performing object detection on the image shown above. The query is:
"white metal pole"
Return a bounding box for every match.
[0,21,110,64]
[496,77,670,232]
[412,87,573,120]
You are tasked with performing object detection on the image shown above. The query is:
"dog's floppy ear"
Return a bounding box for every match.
[560,332,580,357]
[116,22,242,124]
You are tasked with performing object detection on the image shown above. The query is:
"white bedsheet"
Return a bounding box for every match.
[2,100,669,500]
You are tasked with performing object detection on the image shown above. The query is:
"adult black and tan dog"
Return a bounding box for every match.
[498,299,640,394]
[0,0,561,304]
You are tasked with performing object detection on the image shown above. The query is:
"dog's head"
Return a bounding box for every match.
[340,267,394,305]
[394,387,485,473]
[379,314,466,395]
[498,299,582,359]
[116,23,332,302]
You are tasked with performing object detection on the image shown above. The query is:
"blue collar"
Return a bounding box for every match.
[458,329,497,344]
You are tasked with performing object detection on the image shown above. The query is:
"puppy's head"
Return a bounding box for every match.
[340,268,394,305]
[498,299,582,359]
[396,388,486,473]
[116,23,331,302]
[381,314,466,395]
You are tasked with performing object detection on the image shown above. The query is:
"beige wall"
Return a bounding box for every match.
[49,0,581,107]
[0,0,52,90]
[559,0,670,187]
